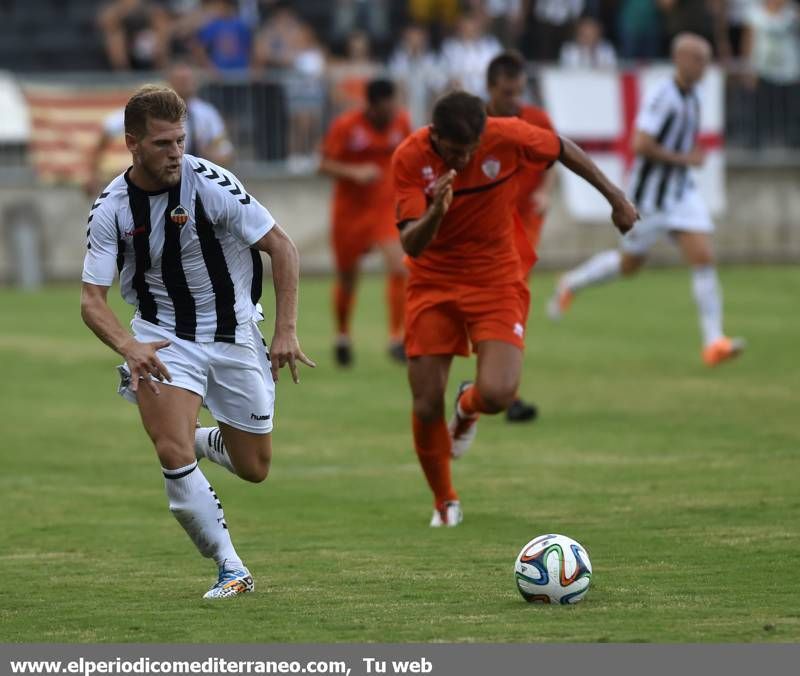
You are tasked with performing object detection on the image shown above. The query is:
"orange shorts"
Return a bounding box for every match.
[405,279,531,358]
[332,219,399,273]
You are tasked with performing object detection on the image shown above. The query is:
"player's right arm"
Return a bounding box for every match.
[80,204,171,394]
[633,131,704,167]
[397,170,455,257]
[318,116,381,184]
[631,85,704,167]
[509,117,639,234]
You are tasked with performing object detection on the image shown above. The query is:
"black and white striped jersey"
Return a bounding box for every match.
[82,154,275,345]
[627,78,701,215]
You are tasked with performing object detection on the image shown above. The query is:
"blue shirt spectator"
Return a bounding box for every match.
[195,0,252,72]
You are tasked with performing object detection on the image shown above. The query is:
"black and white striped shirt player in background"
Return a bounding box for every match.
[81,85,315,598]
[547,33,745,367]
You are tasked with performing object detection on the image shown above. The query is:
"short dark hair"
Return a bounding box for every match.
[125,85,186,139]
[431,90,487,144]
[487,51,526,88]
[366,78,396,106]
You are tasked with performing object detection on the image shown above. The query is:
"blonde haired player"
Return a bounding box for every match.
[81,85,314,598]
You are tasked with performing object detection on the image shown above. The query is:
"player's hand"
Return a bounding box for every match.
[611,197,639,235]
[432,170,456,216]
[685,148,706,167]
[351,163,382,184]
[120,338,172,395]
[531,189,550,215]
[269,331,316,384]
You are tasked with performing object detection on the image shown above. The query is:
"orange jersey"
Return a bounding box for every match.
[322,109,412,233]
[515,105,556,253]
[515,104,555,198]
[393,117,561,287]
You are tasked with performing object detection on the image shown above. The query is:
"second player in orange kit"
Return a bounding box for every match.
[486,51,558,423]
[320,79,412,366]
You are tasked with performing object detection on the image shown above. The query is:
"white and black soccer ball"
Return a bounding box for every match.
[514,534,593,605]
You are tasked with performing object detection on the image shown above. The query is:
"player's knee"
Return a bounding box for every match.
[239,457,270,484]
[413,398,445,422]
[477,383,516,413]
[154,438,195,469]
[621,255,645,276]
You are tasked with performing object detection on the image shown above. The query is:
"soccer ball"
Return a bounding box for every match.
[514,533,593,605]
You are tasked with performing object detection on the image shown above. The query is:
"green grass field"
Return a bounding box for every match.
[0,266,798,643]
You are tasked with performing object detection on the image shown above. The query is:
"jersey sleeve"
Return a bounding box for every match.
[197,162,275,246]
[507,118,561,166]
[636,85,674,137]
[321,117,349,161]
[81,201,119,286]
[392,145,427,225]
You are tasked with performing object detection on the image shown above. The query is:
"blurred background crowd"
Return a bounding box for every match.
[0,0,797,171]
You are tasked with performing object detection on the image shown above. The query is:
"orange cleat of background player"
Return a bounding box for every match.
[486,51,557,423]
[320,78,412,367]
[393,91,638,527]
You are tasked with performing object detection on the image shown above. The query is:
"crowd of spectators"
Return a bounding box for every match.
[95,0,800,152]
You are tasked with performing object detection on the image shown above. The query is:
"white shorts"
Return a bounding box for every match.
[117,317,275,434]
[622,186,714,256]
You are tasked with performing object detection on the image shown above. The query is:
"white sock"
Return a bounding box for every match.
[163,461,243,570]
[563,250,622,293]
[691,265,724,348]
[195,427,237,475]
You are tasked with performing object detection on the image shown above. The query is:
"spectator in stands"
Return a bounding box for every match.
[724,0,758,58]
[482,0,526,48]
[287,24,328,171]
[440,13,503,97]
[560,15,619,67]
[329,30,380,113]
[388,24,447,127]
[406,0,461,46]
[252,1,307,69]
[742,0,800,147]
[331,0,391,56]
[521,0,585,62]
[192,0,253,73]
[657,0,728,54]
[98,0,170,71]
[84,61,234,196]
[617,0,665,60]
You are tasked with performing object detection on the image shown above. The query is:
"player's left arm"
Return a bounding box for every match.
[252,225,315,384]
[557,137,639,235]
[515,119,638,234]
[207,164,315,383]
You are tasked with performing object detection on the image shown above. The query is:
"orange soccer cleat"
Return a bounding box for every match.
[546,279,574,321]
[703,337,746,367]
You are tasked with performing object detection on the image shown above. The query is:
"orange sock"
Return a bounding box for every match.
[412,413,458,509]
[458,384,489,417]
[387,272,406,342]
[333,281,355,336]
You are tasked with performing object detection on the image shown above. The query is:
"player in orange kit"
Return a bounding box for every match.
[320,79,412,366]
[486,51,557,423]
[393,91,638,526]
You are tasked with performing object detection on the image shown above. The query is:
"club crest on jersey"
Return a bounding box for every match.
[481,157,501,180]
[170,205,189,226]
[422,165,437,195]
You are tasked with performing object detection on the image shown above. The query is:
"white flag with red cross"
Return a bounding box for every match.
[540,65,725,222]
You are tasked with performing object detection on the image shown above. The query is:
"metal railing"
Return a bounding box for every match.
[1,64,799,184]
